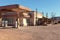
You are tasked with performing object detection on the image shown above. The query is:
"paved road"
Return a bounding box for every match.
[0,24,60,40]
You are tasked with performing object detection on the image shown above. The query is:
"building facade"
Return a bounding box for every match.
[0,4,43,28]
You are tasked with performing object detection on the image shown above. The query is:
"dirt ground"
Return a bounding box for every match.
[0,24,60,40]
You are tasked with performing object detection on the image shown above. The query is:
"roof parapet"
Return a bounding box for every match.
[19,5,31,11]
[0,4,31,11]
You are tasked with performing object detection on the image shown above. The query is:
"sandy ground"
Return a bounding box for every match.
[0,24,60,40]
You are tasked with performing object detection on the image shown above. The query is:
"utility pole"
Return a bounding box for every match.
[36,9,38,25]
[46,13,48,24]
[42,12,44,25]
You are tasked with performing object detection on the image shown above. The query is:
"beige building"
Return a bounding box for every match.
[29,11,43,25]
[0,4,43,27]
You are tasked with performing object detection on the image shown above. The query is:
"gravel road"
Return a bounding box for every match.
[0,24,60,40]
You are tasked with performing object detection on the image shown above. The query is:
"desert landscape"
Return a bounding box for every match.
[0,24,60,40]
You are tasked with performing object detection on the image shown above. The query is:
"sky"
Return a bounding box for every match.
[0,0,60,18]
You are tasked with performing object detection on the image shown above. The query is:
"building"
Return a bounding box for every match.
[29,11,43,25]
[51,17,60,24]
[0,4,43,27]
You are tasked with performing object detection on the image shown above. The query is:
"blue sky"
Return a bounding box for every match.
[0,0,60,18]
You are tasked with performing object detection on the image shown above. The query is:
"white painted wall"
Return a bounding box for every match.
[23,18,27,26]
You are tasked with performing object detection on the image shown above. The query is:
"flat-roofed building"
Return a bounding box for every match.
[0,4,31,27]
[0,4,43,28]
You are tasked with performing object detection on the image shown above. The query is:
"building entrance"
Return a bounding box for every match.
[2,17,16,27]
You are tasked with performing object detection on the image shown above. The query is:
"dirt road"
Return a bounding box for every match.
[0,24,60,40]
